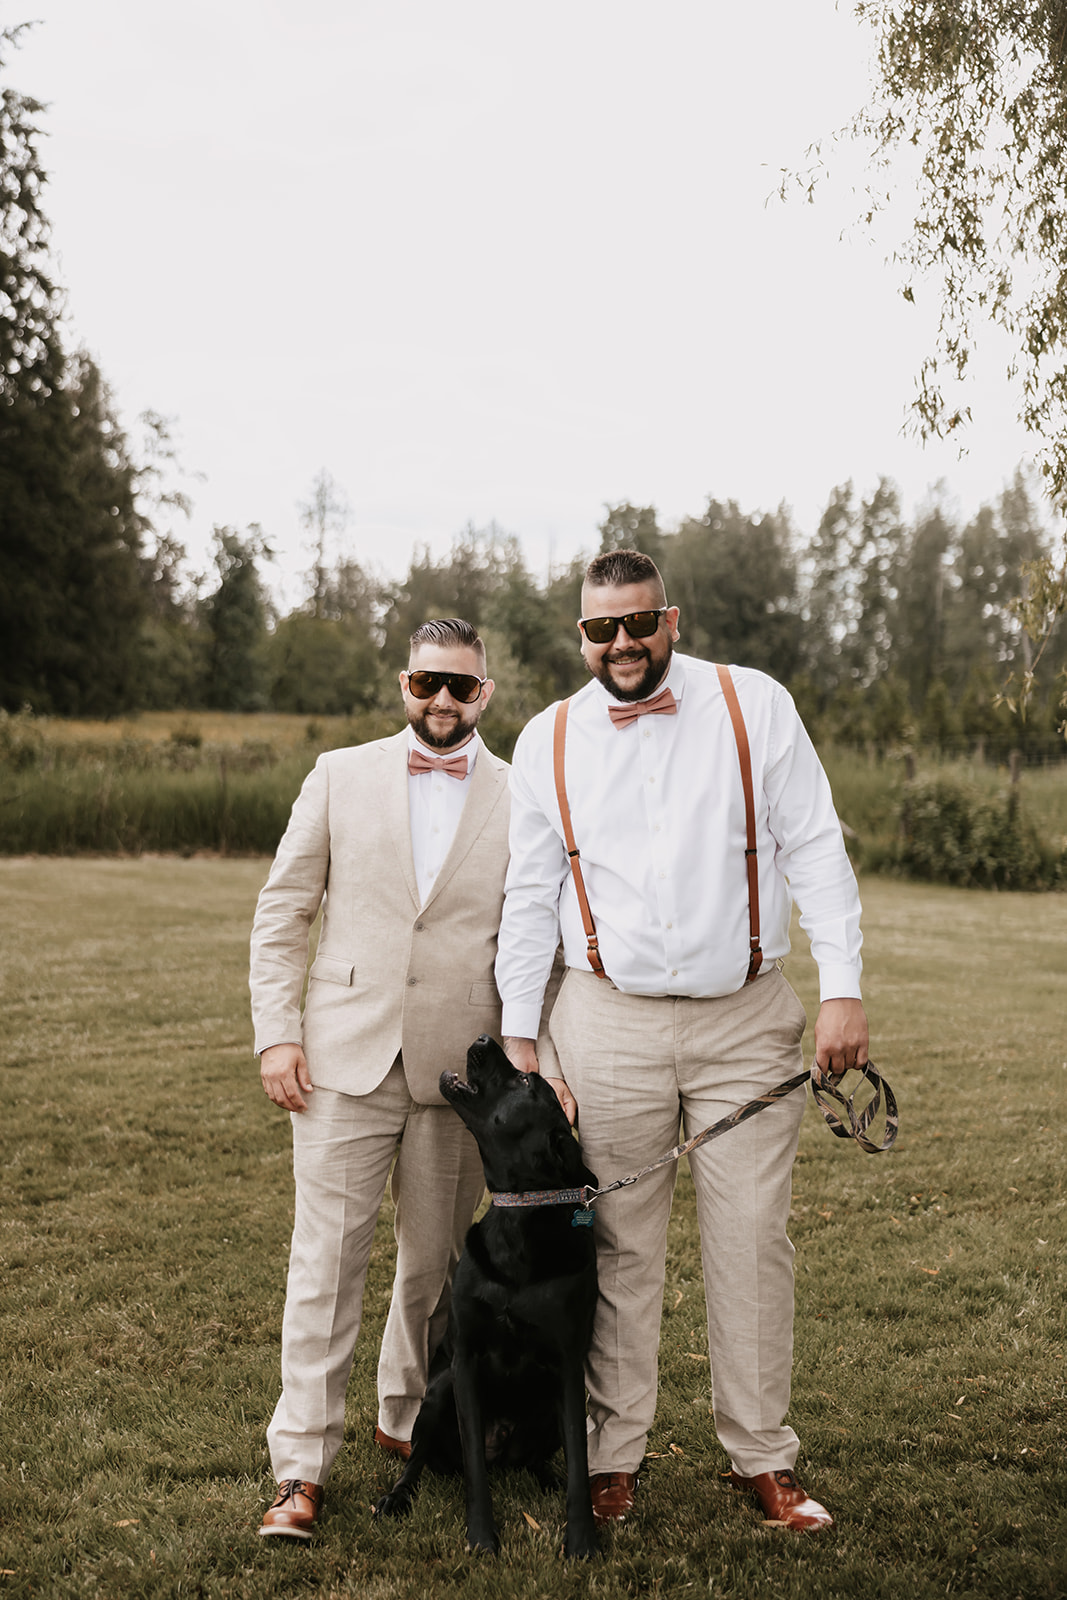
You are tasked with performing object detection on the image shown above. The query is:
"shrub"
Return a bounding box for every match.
[0,706,46,770]
[895,774,1064,889]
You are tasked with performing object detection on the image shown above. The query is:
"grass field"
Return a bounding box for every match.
[1,862,1065,1600]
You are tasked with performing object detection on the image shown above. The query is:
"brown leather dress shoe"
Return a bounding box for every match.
[373,1426,412,1461]
[590,1471,638,1524]
[729,1468,833,1530]
[258,1479,323,1540]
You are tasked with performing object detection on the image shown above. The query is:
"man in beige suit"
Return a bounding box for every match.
[250,617,523,1540]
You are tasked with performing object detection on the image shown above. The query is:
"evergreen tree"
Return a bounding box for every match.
[667,500,801,678]
[848,480,905,687]
[0,24,62,405]
[201,526,270,711]
[0,27,148,714]
[1,352,148,713]
[801,482,863,699]
[598,503,666,569]
[893,504,954,707]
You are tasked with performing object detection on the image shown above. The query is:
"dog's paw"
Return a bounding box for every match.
[564,1527,599,1561]
[465,1524,500,1556]
[373,1490,413,1520]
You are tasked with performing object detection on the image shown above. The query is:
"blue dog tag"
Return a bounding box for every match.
[572,1209,595,1228]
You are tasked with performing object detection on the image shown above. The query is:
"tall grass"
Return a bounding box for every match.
[2,710,1066,882]
[1,863,1064,1599]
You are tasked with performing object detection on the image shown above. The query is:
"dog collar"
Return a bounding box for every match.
[490,1187,595,1225]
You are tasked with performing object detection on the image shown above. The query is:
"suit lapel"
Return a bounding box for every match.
[379,731,421,912]
[421,750,506,912]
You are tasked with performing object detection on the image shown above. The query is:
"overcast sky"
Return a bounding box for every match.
[14,0,1039,608]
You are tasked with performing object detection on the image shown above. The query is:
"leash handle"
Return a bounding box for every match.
[810,1060,899,1153]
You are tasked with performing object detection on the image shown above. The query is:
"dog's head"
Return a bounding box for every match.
[440,1034,596,1196]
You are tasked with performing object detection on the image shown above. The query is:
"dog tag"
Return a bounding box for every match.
[572,1209,594,1228]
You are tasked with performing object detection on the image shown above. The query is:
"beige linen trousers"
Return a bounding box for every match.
[548,964,809,1480]
[249,731,512,1482]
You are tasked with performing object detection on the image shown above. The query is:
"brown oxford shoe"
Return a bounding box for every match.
[258,1478,323,1540]
[373,1426,412,1461]
[729,1468,833,1530]
[590,1471,638,1525]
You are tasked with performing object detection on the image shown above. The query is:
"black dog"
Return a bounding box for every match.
[375,1033,599,1559]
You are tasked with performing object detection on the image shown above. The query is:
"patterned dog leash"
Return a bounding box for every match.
[579,1060,897,1209]
[491,1061,899,1221]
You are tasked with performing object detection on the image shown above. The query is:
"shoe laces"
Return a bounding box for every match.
[276,1479,315,1505]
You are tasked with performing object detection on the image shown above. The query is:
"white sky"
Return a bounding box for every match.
[13,0,1040,608]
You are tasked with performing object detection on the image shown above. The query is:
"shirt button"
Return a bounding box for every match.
[671,969,678,977]
[649,776,656,784]
[666,921,673,929]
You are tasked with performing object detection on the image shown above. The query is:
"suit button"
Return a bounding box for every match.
[407,976,418,986]
[415,922,425,931]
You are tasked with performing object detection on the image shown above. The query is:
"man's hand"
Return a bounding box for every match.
[813,998,869,1079]
[260,1043,314,1112]
[503,1036,578,1127]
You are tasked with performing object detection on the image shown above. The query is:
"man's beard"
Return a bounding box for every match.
[590,638,673,703]
[407,706,478,749]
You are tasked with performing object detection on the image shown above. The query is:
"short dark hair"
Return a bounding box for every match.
[584,549,666,604]
[409,617,486,668]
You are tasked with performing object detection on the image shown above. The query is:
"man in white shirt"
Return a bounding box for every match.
[249,619,515,1540]
[496,551,868,1532]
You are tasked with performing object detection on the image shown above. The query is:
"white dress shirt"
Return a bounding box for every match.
[406,728,480,907]
[495,653,862,1040]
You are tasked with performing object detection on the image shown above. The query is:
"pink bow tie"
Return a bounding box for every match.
[607,685,678,729]
[408,749,469,780]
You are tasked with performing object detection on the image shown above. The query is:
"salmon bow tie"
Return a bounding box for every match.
[606,686,678,729]
[408,749,469,779]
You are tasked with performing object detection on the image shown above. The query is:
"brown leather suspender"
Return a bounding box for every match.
[551,666,763,985]
[553,698,607,979]
[714,663,763,982]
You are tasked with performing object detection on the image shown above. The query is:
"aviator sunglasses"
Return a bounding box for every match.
[578,607,667,645]
[405,670,488,704]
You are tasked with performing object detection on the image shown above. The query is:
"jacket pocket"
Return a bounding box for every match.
[467,981,500,1007]
[309,953,355,986]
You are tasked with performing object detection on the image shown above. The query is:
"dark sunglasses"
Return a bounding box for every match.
[405,670,487,704]
[578,608,666,645]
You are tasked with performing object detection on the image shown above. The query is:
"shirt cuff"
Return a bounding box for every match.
[500,1003,543,1041]
[817,964,863,1003]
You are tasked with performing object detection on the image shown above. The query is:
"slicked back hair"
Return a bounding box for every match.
[409,617,486,670]
[584,549,666,605]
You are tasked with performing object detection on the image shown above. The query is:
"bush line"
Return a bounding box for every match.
[1,709,1065,886]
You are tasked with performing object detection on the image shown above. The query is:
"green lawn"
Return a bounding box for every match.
[0,862,1064,1599]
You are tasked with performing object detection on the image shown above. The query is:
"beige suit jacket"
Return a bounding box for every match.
[249,729,512,1104]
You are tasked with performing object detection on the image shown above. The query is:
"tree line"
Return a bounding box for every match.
[5,460,1065,762]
